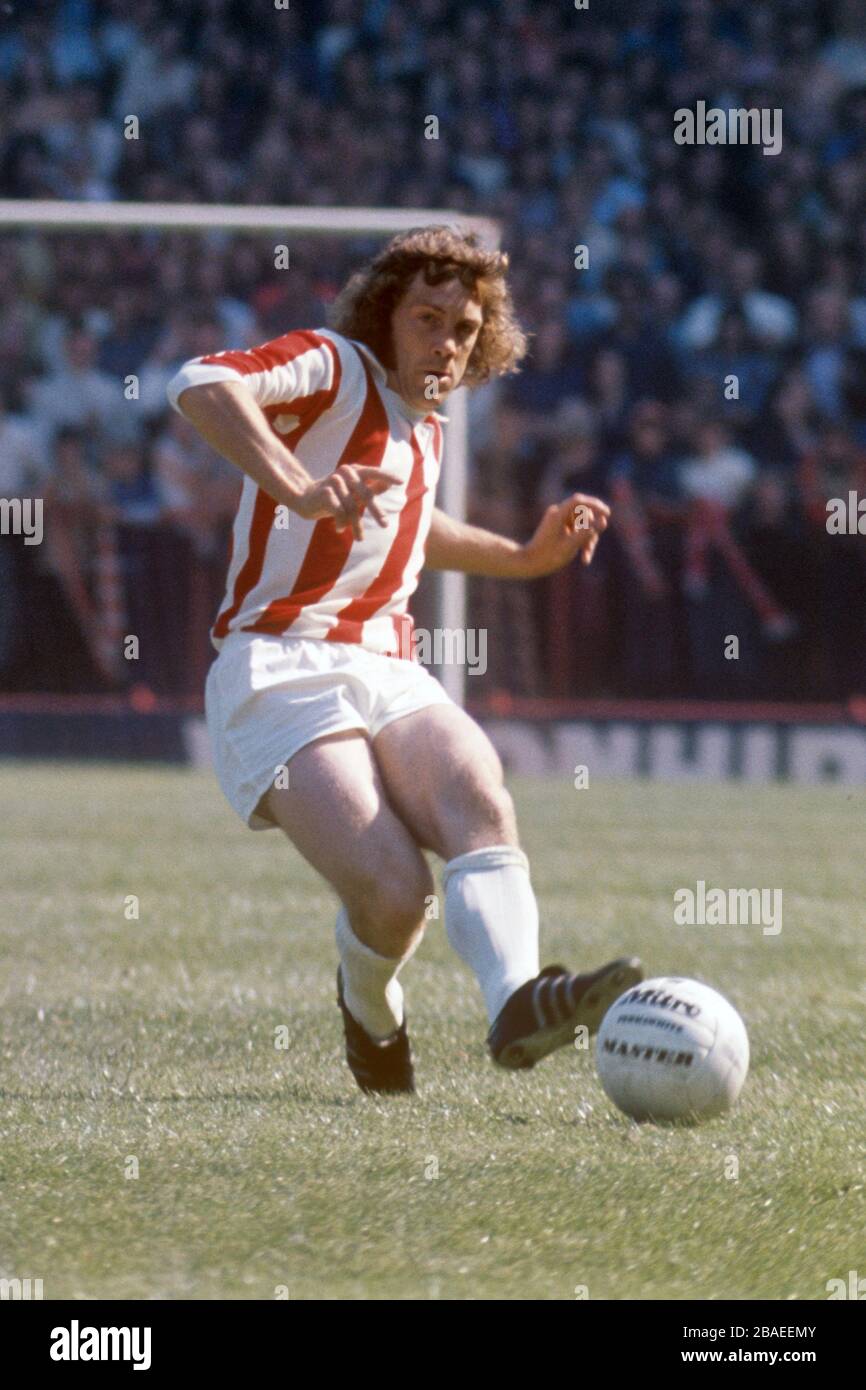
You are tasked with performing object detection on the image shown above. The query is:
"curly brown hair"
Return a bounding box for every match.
[328,225,528,388]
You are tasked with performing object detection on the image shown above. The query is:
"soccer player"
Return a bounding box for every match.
[167,226,643,1094]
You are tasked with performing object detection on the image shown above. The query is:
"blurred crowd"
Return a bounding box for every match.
[3,0,866,701]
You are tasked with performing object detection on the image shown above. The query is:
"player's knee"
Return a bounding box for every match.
[447,779,518,853]
[482,782,519,844]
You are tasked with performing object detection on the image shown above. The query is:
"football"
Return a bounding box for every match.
[595,976,749,1122]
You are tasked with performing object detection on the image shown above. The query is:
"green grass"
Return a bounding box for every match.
[1,763,864,1300]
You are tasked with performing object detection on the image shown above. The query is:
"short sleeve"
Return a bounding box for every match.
[167,329,338,415]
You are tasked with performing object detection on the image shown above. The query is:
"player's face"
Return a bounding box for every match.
[386,271,484,411]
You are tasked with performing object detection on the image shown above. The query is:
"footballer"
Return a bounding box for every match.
[167,226,643,1095]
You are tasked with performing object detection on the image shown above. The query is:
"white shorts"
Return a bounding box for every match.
[205,630,456,830]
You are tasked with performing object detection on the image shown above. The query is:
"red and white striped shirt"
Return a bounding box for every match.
[167,328,446,658]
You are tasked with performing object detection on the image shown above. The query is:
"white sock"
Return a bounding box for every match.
[335,906,419,1041]
[442,845,540,1024]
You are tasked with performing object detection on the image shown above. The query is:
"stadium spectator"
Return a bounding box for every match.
[538,400,613,695]
[592,267,682,404]
[678,417,757,514]
[801,284,853,421]
[27,327,137,446]
[678,248,798,352]
[607,401,683,695]
[101,443,162,526]
[684,310,781,430]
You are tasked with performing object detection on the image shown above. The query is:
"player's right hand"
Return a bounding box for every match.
[295,465,403,541]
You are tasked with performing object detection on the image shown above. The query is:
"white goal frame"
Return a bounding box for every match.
[0,200,503,705]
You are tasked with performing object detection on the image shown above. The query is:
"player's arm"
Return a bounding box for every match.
[176,380,312,507]
[175,380,400,541]
[425,493,611,579]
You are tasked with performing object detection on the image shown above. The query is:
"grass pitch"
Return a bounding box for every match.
[1,762,864,1300]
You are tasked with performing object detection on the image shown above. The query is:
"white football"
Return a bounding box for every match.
[595,976,749,1122]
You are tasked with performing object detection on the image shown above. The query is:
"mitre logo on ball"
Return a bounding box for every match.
[595,977,749,1123]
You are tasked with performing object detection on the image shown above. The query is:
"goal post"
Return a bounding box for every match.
[0,199,502,706]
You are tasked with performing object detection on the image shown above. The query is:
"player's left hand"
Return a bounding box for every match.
[520,492,610,578]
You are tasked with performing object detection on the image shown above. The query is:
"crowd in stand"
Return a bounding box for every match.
[2,0,866,701]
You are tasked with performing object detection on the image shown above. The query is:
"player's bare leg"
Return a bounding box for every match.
[373,703,643,1069]
[374,702,521,860]
[260,729,432,958]
[259,730,433,1091]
